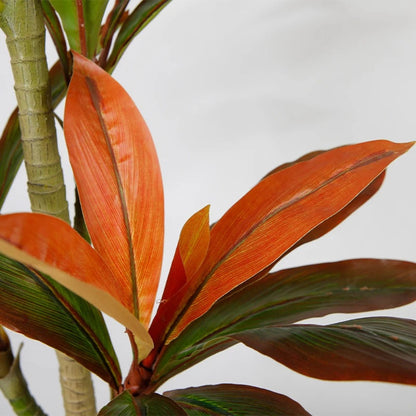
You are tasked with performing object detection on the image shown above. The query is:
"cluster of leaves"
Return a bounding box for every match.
[0,1,415,414]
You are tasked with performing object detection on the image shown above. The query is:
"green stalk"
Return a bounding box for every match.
[0,1,96,414]
[0,327,46,416]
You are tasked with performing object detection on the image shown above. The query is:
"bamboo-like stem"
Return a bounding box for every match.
[0,327,46,416]
[0,0,69,221]
[56,354,96,416]
[0,1,96,414]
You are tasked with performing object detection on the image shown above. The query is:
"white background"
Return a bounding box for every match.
[1,0,416,414]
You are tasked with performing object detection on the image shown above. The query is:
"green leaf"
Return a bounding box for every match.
[151,259,416,387]
[0,108,21,210]
[106,0,172,71]
[234,317,416,384]
[165,384,311,416]
[0,253,121,389]
[98,391,187,416]
[98,391,139,416]
[40,0,70,78]
[137,393,187,416]
[0,61,67,210]
[49,0,108,57]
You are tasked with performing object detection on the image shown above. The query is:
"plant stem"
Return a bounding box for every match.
[0,0,69,221]
[0,328,47,416]
[56,354,96,416]
[0,1,96,414]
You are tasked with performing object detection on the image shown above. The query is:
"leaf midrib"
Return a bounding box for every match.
[167,149,395,340]
[85,76,139,318]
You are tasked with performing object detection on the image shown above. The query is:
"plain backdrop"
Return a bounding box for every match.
[1,1,416,415]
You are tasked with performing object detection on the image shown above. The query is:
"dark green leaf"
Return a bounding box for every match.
[165,384,311,416]
[137,393,187,416]
[151,259,416,387]
[0,61,67,210]
[0,254,121,389]
[0,108,21,210]
[99,391,187,416]
[98,391,139,416]
[106,0,172,71]
[234,317,416,384]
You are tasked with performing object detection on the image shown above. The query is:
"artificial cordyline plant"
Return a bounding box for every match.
[0,1,415,416]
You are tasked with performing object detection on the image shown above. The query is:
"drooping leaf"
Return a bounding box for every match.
[151,259,416,386]
[150,206,210,349]
[105,0,172,71]
[0,61,67,210]
[64,53,164,327]
[165,384,312,416]
[167,140,413,341]
[234,317,416,384]
[49,0,108,57]
[0,213,153,360]
[0,253,121,389]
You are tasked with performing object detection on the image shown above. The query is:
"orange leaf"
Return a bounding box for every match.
[64,52,164,326]
[0,213,153,360]
[149,206,210,349]
[167,140,413,341]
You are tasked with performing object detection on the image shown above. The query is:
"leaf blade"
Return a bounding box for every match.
[106,0,172,71]
[0,253,121,389]
[169,140,413,340]
[64,53,164,326]
[150,206,210,349]
[152,259,416,386]
[0,213,153,360]
[165,384,312,416]
[49,0,108,57]
[234,317,416,384]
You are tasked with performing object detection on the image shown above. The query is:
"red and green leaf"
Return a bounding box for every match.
[0,253,121,389]
[49,0,108,57]
[165,384,312,416]
[151,259,416,386]
[0,213,153,360]
[234,317,416,384]
[166,140,413,341]
[64,53,164,327]
[105,0,172,71]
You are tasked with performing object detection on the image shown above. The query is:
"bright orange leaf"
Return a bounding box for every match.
[166,140,413,341]
[0,213,153,360]
[64,52,164,327]
[149,206,210,349]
